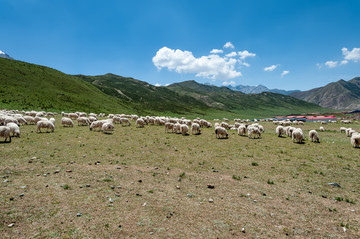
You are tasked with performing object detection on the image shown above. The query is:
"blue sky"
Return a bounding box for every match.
[1,0,359,90]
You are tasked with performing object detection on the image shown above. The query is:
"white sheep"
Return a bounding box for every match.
[215,126,228,139]
[36,120,55,133]
[165,122,174,133]
[90,120,110,131]
[248,126,261,139]
[0,126,12,142]
[346,128,353,137]
[191,123,201,135]
[173,123,181,134]
[101,122,114,134]
[309,130,320,143]
[292,128,305,143]
[237,125,247,136]
[136,118,145,128]
[49,118,55,124]
[351,133,360,148]
[68,113,78,120]
[258,125,265,133]
[286,126,295,137]
[340,127,347,133]
[23,116,36,125]
[180,124,189,135]
[77,117,91,126]
[220,122,230,129]
[319,126,325,132]
[276,126,286,137]
[61,117,74,127]
[6,123,20,137]
[120,118,131,126]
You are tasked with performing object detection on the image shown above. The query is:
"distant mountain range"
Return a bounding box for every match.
[290,77,360,110]
[227,84,300,95]
[0,50,14,60]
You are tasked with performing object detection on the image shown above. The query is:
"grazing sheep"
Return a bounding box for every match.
[165,122,174,133]
[6,123,20,137]
[4,117,19,126]
[220,122,230,129]
[237,125,247,136]
[15,116,26,125]
[68,113,78,120]
[348,129,356,137]
[276,126,286,137]
[90,120,106,131]
[173,123,181,134]
[112,116,122,124]
[36,120,55,133]
[292,128,305,143]
[320,121,327,125]
[136,118,145,128]
[77,117,91,126]
[286,126,295,137]
[49,118,55,124]
[101,122,114,134]
[214,122,220,128]
[351,133,360,148]
[346,128,353,137]
[258,125,265,133]
[180,124,189,135]
[215,126,228,139]
[23,116,36,125]
[191,123,201,135]
[319,126,325,132]
[61,117,74,127]
[248,126,261,139]
[309,130,320,143]
[0,126,11,142]
[340,127,347,133]
[120,118,131,126]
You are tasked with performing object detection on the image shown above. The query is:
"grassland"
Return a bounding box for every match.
[1,117,359,238]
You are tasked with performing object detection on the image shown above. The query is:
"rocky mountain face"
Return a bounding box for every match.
[290,77,360,110]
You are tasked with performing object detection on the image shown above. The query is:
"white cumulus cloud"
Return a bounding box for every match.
[281,70,290,77]
[238,50,256,60]
[155,83,161,87]
[210,49,223,54]
[342,47,360,62]
[325,61,338,68]
[226,52,237,57]
[223,42,234,49]
[264,64,279,72]
[152,46,242,80]
[222,80,236,87]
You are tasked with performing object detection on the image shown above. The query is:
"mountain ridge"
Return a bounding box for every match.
[290,77,360,110]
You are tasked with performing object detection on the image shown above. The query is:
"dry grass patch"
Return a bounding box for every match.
[1,118,359,238]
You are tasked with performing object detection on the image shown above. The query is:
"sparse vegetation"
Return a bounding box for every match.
[0,116,359,238]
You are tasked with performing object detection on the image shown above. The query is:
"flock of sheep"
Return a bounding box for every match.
[0,109,359,148]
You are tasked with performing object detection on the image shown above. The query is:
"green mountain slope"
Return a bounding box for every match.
[0,57,327,118]
[168,80,326,117]
[290,77,360,110]
[76,74,213,116]
[0,58,130,113]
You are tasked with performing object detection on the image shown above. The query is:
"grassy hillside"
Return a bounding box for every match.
[290,77,360,110]
[0,58,328,118]
[76,74,213,116]
[0,58,131,113]
[168,80,327,118]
